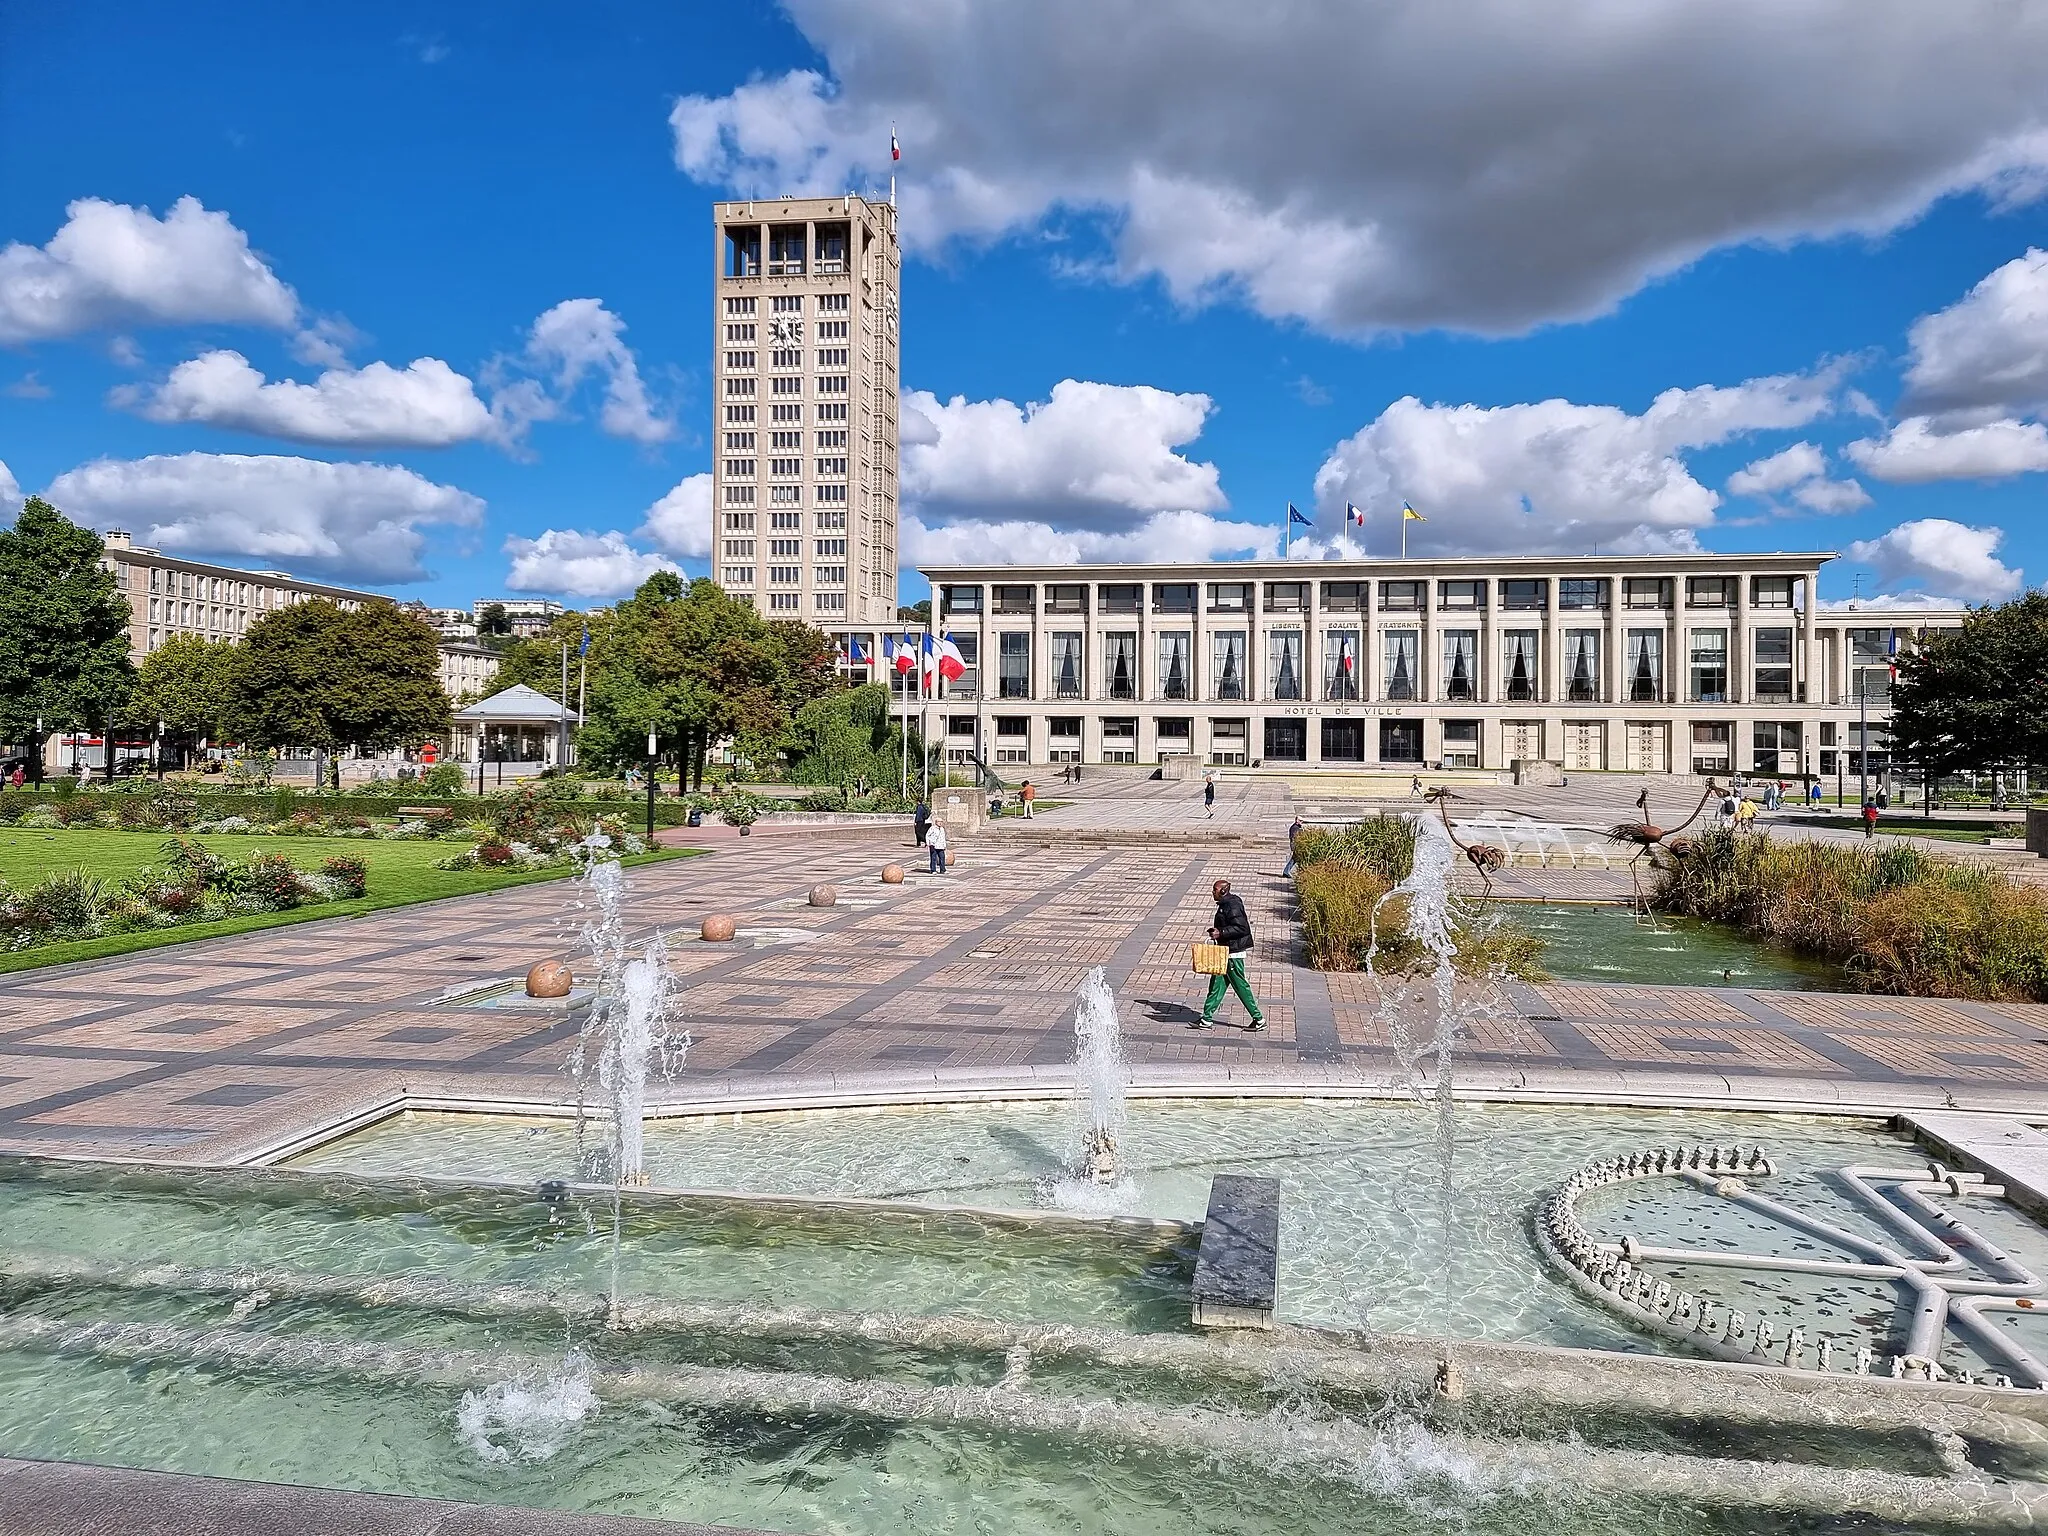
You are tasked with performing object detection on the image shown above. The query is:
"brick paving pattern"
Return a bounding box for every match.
[0,823,2044,1164]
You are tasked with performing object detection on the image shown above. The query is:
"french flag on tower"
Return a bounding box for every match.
[891,131,901,163]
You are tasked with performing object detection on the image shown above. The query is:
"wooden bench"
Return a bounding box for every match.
[394,805,455,819]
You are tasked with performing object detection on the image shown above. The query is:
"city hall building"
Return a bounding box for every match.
[885,554,1960,780]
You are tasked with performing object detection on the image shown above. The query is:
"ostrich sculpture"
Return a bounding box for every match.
[1605,781,1721,908]
[1423,787,1508,898]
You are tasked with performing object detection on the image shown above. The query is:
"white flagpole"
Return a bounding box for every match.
[1401,507,1408,561]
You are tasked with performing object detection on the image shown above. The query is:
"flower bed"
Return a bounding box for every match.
[434,785,648,872]
[0,837,369,954]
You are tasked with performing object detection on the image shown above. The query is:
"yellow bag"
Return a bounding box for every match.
[1191,942,1229,976]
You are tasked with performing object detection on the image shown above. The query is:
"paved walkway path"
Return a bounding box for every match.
[0,826,2043,1167]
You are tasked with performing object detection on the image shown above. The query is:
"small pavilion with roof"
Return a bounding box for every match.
[450,684,581,768]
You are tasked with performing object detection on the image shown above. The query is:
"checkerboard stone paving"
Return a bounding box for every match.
[2,827,2047,1164]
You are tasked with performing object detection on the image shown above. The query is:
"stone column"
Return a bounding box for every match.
[1800,571,1820,706]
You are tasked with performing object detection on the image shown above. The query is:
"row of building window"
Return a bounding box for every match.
[719,458,851,479]
[721,349,853,371]
[720,403,851,425]
[718,511,847,532]
[943,575,1803,616]
[926,715,1842,773]
[720,293,854,315]
[920,627,1901,706]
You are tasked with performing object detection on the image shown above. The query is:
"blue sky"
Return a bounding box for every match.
[4,1,2048,610]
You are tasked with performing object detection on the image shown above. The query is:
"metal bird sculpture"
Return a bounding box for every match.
[1424,786,1508,899]
[1605,781,1721,908]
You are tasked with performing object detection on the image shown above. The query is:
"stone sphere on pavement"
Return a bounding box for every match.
[700,913,737,942]
[524,960,573,998]
[880,863,905,885]
[809,884,838,907]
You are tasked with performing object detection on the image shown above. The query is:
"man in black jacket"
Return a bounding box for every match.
[1195,879,1264,1031]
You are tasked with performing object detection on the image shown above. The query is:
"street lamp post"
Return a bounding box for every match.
[155,720,165,783]
[30,715,41,790]
[646,729,658,843]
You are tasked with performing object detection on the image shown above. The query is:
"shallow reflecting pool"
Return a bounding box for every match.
[1507,901,1840,990]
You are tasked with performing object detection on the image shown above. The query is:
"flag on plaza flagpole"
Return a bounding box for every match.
[1345,503,1366,529]
[891,130,901,163]
[849,637,873,671]
[920,632,941,691]
[577,626,591,658]
[1402,501,1425,522]
[1287,503,1313,529]
[937,631,966,683]
[893,633,917,674]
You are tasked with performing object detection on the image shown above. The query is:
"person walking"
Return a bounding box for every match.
[1020,780,1036,818]
[1861,798,1880,838]
[1809,780,1824,809]
[1734,796,1758,833]
[913,799,930,847]
[1194,879,1264,1031]
[1410,774,1424,798]
[1282,815,1305,878]
[926,819,948,873]
[1203,774,1216,818]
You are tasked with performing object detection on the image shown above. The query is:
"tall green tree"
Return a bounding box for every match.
[0,497,134,747]
[1889,594,2048,776]
[129,633,239,762]
[229,599,450,755]
[482,609,603,701]
[580,575,838,771]
[477,603,512,637]
[790,682,897,798]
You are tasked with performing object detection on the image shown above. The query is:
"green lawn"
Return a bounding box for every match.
[0,829,695,974]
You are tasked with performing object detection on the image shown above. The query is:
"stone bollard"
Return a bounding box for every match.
[881,863,905,884]
[700,914,737,942]
[808,884,837,907]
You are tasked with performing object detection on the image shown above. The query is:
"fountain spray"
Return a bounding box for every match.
[562,837,686,1325]
[1071,966,1129,1185]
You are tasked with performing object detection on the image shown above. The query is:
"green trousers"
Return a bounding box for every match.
[1202,956,1263,1023]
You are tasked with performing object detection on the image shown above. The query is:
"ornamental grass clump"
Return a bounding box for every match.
[1652,827,2048,1000]
[1291,813,1543,978]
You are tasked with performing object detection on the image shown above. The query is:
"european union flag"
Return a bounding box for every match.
[1288,503,1313,528]
[577,627,591,658]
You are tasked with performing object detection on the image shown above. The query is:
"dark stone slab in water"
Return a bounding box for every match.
[1192,1173,1280,1330]
[0,1456,770,1534]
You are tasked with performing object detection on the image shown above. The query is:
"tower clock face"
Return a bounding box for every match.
[769,315,803,344]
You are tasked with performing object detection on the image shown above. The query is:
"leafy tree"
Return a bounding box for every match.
[229,599,450,757]
[896,599,932,626]
[476,602,513,637]
[482,610,604,701]
[130,634,238,753]
[0,497,135,747]
[790,682,897,798]
[580,575,838,772]
[1889,594,2048,777]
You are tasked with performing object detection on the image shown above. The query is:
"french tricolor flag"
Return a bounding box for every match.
[1346,502,1366,529]
[938,631,966,683]
[891,131,901,163]
[848,637,873,671]
[891,634,917,675]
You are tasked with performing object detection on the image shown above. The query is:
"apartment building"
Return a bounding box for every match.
[471,597,563,639]
[895,552,1959,779]
[711,193,900,626]
[98,530,386,662]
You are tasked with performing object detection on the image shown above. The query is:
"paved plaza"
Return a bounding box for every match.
[1,803,2046,1168]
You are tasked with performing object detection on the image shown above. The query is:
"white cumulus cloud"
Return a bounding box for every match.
[1845,517,2022,602]
[638,473,713,559]
[118,350,498,448]
[1898,247,2048,421]
[1725,440,1869,511]
[0,460,20,508]
[1846,416,2048,482]
[503,529,679,600]
[1311,370,1839,556]
[0,196,298,344]
[521,299,673,445]
[902,380,1223,525]
[44,452,482,585]
[672,3,2048,336]
[1849,250,2048,482]
[903,508,1273,568]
